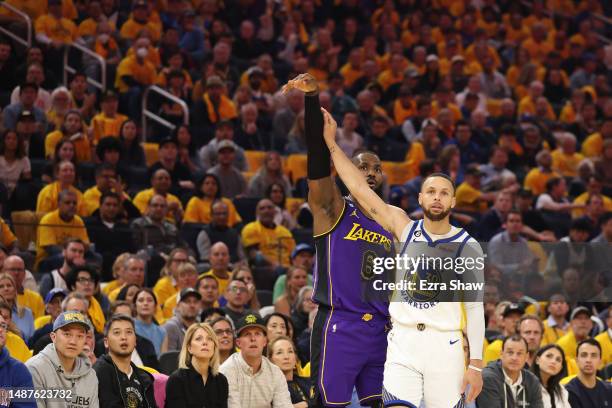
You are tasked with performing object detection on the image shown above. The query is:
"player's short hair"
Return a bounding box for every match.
[421,172,456,194]
[502,334,528,351]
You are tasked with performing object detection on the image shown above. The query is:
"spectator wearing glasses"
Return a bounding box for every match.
[211,317,235,365]
[65,265,106,334]
[221,279,251,324]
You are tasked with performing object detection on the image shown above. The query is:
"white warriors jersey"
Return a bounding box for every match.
[388,219,484,332]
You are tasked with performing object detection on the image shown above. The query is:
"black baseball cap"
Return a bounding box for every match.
[235,313,266,336]
[178,288,202,303]
[502,303,524,317]
[158,137,178,149]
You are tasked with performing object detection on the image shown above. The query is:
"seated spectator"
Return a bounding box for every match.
[234,102,270,151]
[541,294,570,346]
[545,218,597,277]
[153,248,191,306]
[67,72,96,123]
[166,322,229,407]
[268,336,312,408]
[161,262,199,320]
[82,164,133,216]
[335,110,363,158]
[221,279,251,324]
[119,0,161,43]
[38,238,84,299]
[242,199,296,268]
[0,129,32,207]
[93,314,157,407]
[551,132,584,179]
[133,169,184,223]
[36,161,87,216]
[291,286,315,340]
[479,146,516,193]
[118,120,146,168]
[531,345,570,408]
[0,312,35,404]
[274,267,308,317]
[557,306,594,361]
[207,141,247,199]
[45,110,91,163]
[198,120,247,172]
[133,288,167,357]
[103,254,133,298]
[272,244,315,302]
[162,288,202,352]
[25,311,98,407]
[0,274,34,343]
[231,266,260,312]
[197,275,220,311]
[41,139,78,185]
[184,174,242,226]
[264,313,290,345]
[455,164,502,215]
[247,151,292,199]
[484,303,524,365]
[488,210,538,276]
[516,189,550,234]
[28,288,67,349]
[36,190,90,265]
[594,305,611,368]
[565,339,612,407]
[174,125,202,174]
[2,83,47,132]
[65,265,106,334]
[575,194,605,240]
[196,200,246,264]
[211,317,235,365]
[149,137,194,199]
[3,256,44,319]
[273,89,304,151]
[11,63,52,113]
[536,177,584,238]
[286,111,306,154]
[220,314,292,406]
[196,76,238,128]
[572,175,612,218]
[115,36,157,120]
[524,150,560,197]
[477,334,543,407]
[266,183,297,231]
[477,191,514,241]
[89,90,127,146]
[365,116,407,162]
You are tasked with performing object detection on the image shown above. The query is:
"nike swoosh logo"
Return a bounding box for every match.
[450,339,460,345]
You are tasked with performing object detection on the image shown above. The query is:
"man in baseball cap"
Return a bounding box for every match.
[220,313,292,406]
[558,306,594,360]
[28,289,69,348]
[162,288,202,351]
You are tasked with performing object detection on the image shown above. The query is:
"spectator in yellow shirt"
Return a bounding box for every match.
[199,242,233,297]
[455,165,497,215]
[36,160,87,216]
[2,255,44,319]
[34,0,77,46]
[200,76,238,125]
[241,199,296,268]
[36,190,89,264]
[551,132,584,178]
[153,247,191,307]
[557,306,593,361]
[183,173,242,226]
[119,0,161,42]
[594,305,611,367]
[132,169,183,223]
[64,264,105,333]
[76,1,113,38]
[45,110,91,163]
[518,81,556,120]
[572,176,612,218]
[541,294,570,346]
[377,53,405,92]
[524,150,560,196]
[582,119,612,158]
[90,91,127,145]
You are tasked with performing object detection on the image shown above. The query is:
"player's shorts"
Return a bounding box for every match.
[311,307,388,407]
[382,323,466,408]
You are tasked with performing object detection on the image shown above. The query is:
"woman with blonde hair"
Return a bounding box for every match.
[166,322,229,407]
[267,336,311,408]
[0,273,34,342]
[247,151,293,199]
[153,247,193,306]
[102,252,131,296]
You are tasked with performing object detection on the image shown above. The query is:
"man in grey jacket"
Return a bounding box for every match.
[162,288,201,351]
[477,334,543,408]
[25,311,99,408]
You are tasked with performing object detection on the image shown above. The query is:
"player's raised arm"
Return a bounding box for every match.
[282,74,344,236]
[320,109,409,239]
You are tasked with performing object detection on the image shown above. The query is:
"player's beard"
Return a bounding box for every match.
[423,205,451,221]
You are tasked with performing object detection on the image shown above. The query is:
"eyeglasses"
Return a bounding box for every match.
[214,329,233,336]
[77,277,94,284]
[229,286,248,294]
[0,323,8,331]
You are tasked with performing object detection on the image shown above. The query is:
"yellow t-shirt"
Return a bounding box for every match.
[36,210,89,262]
[36,182,87,217]
[132,188,182,223]
[102,279,122,296]
[455,182,487,214]
[581,132,603,158]
[557,330,579,360]
[34,14,77,44]
[483,339,502,365]
[377,70,404,91]
[541,320,569,346]
[183,197,242,226]
[153,276,177,307]
[45,130,91,163]
[115,55,157,93]
[551,149,585,178]
[521,38,554,63]
[595,330,611,368]
[6,332,32,363]
[0,217,17,248]
[518,95,556,120]
[90,112,128,145]
[119,19,161,42]
[523,168,559,196]
[82,186,131,216]
[241,221,296,267]
[199,270,231,296]
[17,290,45,320]
[88,296,105,334]
[572,192,612,218]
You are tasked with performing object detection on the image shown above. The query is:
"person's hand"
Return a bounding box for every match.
[281,72,318,94]
[320,108,337,147]
[461,364,483,403]
[179,180,195,190]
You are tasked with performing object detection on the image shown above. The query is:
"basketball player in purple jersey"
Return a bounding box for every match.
[282,74,393,408]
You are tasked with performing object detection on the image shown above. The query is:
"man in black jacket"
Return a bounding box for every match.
[94,314,158,408]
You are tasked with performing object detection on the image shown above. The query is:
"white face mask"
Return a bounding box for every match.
[136,47,148,58]
[98,33,110,44]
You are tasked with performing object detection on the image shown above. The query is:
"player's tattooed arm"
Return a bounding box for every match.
[320,108,410,239]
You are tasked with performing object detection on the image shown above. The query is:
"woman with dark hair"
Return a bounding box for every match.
[118,119,145,167]
[438,144,463,183]
[0,129,31,196]
[42,139,78,184]
[264,312,291,344]
[45,110,91,162]
[274,267,308,317]
[183,173,242,226]
[531,344,570,408]
[232,265,260,311]
[174,125,202,173]
[115,283,141,304]
[133,288,168,357]
[65,264,107,334]
[210,316,235,365]
[265,182,297,230]
[543,68,570,112]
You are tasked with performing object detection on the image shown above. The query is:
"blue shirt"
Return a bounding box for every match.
[135,319,166,357]
[12,305,34,344]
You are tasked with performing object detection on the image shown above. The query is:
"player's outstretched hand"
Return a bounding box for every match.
[461,366,483,403]
[320,108,337,146]
[281,73,318,94]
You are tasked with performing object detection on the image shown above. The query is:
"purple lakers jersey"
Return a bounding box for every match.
[312,198,393,316]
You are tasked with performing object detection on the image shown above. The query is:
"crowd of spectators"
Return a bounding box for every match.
[0,0,610,407]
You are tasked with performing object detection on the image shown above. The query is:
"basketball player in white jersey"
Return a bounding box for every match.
[319,109,485,408]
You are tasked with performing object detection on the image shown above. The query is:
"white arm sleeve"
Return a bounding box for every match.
[464,301,486,360]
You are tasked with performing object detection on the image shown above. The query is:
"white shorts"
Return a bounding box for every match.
[382,324,466,408]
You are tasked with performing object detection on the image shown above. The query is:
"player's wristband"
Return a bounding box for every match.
[468,365,482,372]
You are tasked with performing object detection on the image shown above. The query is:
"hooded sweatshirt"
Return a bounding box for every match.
[0,347,36,408]
[476,360,543,408]
[25,343,99,408]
